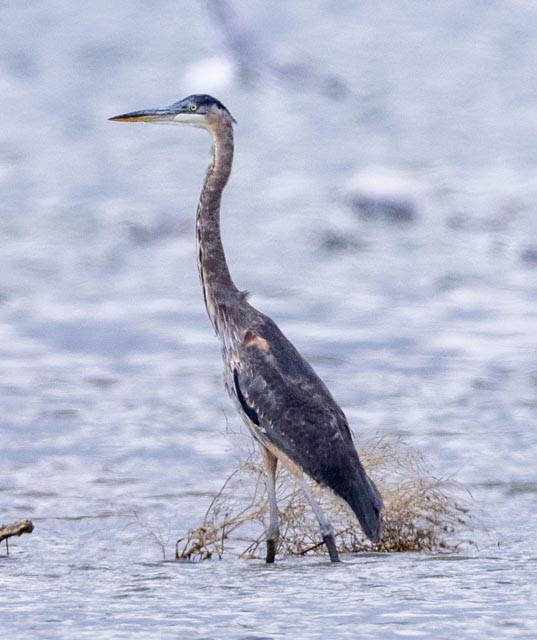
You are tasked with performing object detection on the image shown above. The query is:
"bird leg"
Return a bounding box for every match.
[261,447,280,563]
[300,479,340,563]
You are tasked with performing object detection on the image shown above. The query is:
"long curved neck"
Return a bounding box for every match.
[196,115,239,331]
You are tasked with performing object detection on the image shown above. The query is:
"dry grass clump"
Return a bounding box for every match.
[176,438,472,561]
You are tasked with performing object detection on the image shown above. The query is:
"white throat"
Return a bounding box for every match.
[170,112,208,128]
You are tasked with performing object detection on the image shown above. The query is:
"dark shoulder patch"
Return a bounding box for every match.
[233,369,260,426]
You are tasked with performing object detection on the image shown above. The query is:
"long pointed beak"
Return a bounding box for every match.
[109,107,174,123]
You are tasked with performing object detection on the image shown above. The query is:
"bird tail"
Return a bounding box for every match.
[344,466,383,543]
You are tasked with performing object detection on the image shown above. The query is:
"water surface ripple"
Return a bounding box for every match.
[2,1,537,638]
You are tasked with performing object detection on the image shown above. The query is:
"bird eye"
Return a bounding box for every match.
[189,104,198,112]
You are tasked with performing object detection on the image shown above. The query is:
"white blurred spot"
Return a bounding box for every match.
[181,56,236,94]
[347,167,426,201]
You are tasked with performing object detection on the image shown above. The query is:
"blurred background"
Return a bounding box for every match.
[1,1,536,638]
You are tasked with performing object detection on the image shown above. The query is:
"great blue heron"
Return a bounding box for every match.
[110,95,383,563]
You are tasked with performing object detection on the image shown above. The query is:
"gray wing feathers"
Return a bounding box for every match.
[235,316,383,542]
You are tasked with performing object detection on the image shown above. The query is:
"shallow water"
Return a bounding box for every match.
[1,2,537,638]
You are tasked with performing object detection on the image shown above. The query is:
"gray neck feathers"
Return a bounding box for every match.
[196,115,240,332]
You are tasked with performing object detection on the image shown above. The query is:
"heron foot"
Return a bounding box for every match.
[323,534,341,563]
[266,539,277,564]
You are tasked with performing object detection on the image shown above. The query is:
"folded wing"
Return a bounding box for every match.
[232,315,383,542]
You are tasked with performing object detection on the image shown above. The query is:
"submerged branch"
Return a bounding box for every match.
[0,520,34,542]
[0,519,34,554]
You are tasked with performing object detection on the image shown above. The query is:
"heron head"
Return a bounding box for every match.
[109,94,235,129]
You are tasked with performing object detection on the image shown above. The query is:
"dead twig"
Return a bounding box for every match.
[176,438,474,561]
[0,519,34,555]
